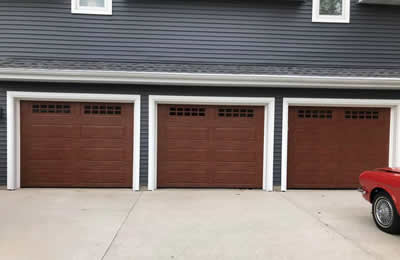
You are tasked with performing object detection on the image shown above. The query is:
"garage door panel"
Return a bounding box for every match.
[158,163,209,185]
[160,162,209,172]
[215,150,257,162]
[79,160,130,168]
[157,104,264,188]
[80,125,125,139]
[166,139,209,150]
[214,174,257,185]
[165,127,209,140]
[79,138,125,148]
[288,106,390,189]
[28,117,75,126]
[27,125,77,138]
[23,160,75,170]
[79,171,130,185]
[215,140,258,151]
[215,128,257,140]
[79,148,126,161]
[22,169,76,187]
[26,149,75,160]
[215,162,258,182]
[28,138,74,149]
[21,101,133,188]
[80,116,125,124]
[166,150,209,161]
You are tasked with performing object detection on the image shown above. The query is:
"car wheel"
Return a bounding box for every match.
[372,192,400,234]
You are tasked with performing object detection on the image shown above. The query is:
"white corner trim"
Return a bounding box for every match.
[6,91,141,191]
[1,69,400,89]
[148,95,275,191]
[71,0,112,15]
[281,98,400,191]
[312,0,350,23]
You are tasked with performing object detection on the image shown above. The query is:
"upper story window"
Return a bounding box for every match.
[312,0,350,23]
[71,0,112,15]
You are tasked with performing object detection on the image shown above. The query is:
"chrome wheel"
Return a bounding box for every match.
[375,197,394,228]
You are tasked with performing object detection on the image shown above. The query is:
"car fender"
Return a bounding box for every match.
[370,184,400,214]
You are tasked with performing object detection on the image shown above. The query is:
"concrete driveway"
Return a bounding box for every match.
[0,189,399,260]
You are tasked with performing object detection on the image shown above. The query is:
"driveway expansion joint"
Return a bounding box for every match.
[100,191,143,260]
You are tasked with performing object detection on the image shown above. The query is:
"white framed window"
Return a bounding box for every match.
[312,0,350,23]
[71,0,112,15]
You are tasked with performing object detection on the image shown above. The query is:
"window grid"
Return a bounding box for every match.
[218,108,254,118]
[169,107,206,117]
[84,104,121,115]
[297,109,333,119]
[345,111,379,120]
[32,104,71,114]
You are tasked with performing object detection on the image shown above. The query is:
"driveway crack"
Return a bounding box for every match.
[279,193,382,260]
[100,191,143,260]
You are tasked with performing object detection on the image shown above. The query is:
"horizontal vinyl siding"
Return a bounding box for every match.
[2,83,400,187]
[1,0,400,66]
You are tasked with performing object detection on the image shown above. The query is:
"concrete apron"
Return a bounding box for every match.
[0,189,399,260]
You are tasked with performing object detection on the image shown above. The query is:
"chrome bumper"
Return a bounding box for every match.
[358,187,367,195]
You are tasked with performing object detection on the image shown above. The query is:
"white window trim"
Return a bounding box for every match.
[281,98,400,191]
[148,95,275,191]
[312,0,350,23]
[71,0,112,15]
[7,91,141,191]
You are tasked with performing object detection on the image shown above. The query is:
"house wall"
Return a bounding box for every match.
[1,0,400,67]
[1,82,400,187]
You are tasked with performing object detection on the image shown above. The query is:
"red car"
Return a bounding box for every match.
[359,168,400,234]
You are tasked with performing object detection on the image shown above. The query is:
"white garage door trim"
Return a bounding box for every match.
[148,95,275,191]
[281,97,400,191]
[7,91,141,191]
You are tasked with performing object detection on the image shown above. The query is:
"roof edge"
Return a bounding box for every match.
[0,68,400,89]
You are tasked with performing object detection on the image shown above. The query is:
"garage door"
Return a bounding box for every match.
[157,105,264,188]
[288,106,390,188]
[21,101,133,188]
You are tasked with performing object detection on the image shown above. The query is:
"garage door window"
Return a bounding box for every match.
[297,109,332,119]
[344,110,379,120]
[83,104,121,115]
[32,104,71,114]
[169,107,206,117]
[218,108,254,118]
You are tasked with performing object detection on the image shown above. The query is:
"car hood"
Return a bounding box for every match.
[375,167,400,174]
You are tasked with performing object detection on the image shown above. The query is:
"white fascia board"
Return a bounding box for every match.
[0,68,400,89]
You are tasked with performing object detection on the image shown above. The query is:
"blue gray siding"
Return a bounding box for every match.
[1,0,400,67]
[1,83,400,187]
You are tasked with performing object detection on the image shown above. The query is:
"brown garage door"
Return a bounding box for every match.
[157,105,264,188]
[288,106,390,188]
[21,101,133,188]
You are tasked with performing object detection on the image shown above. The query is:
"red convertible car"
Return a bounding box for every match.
[359,168,400,234]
